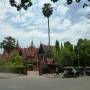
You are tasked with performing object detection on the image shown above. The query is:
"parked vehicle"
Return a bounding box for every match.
[58,66,64,73]
[85,67,90,76]
[63,67,77,78]
[75,67,85,76]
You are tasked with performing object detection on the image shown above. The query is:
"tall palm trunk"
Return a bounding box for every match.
[48,17,50,46]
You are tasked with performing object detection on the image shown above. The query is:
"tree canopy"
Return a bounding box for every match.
[0,36,16,54]
[42,3,53,18]
[9,0,32,11]
[9,0,90,11]
[44,39,90,67]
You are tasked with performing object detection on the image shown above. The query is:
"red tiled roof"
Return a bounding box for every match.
[20,48,27,58]
[28,47,38,57]
[1,44,55,61]
[19,47,38,59]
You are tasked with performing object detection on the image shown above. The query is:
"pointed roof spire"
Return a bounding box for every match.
[38,43,45,55]
[30,40,34,47]
[16,40,19,49]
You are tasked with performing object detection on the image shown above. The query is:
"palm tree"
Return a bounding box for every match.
[42,3,53,46]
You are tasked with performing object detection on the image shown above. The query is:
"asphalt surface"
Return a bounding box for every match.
[0,72,90,90]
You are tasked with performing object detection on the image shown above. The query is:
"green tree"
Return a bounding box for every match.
[0,36,16,54]
[42,3,53,46]
[55,40,60,52]
[0,59,6,66]
[45,48,54,59]
[51,0,59,3]
[51,0,90,6]
[64,41,73,51]
[9,0,90,11]
[60,47,73,66]
[9,0,32,11]
[52,40,60,62]
[75,39,90,66]
[7,50,24,66]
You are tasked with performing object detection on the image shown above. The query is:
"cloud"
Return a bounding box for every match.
[56,5,69,17]
[0,0,90,48]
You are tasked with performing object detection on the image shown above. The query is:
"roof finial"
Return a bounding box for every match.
[16,40,19,48]
[31,40,34,47]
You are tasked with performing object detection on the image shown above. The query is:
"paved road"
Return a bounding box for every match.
[0,72,90,90]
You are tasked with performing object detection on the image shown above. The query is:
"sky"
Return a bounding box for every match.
[0,0,90,48]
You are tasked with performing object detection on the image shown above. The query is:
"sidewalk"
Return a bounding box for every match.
[0,73,20,78]
[42,73,63,78]
[0,71,42,79]
[27,71,63,78]
[0,72,62,79]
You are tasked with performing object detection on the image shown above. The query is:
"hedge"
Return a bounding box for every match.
[0,66,27,74]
